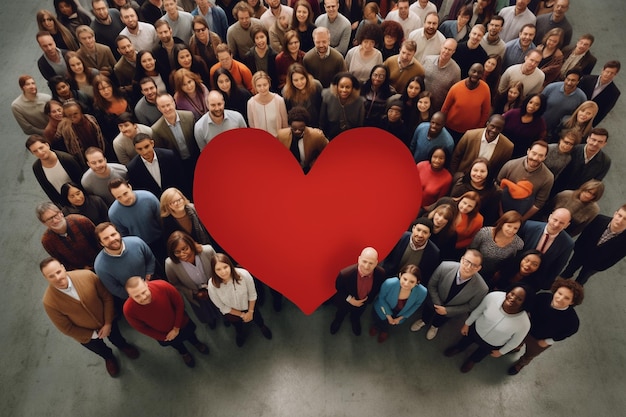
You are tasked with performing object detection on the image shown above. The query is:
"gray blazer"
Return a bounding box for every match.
[427,261,488,317]
[165,244,216,307]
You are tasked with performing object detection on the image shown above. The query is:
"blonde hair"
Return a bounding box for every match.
[159,187,190,217]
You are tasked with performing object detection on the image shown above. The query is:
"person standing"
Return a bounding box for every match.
[11,75,52,135]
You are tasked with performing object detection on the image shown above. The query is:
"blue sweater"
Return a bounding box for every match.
[373,277,427,323]
[108,190,162,244]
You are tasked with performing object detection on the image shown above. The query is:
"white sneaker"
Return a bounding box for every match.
[410,319,426,332]
[426,326,439,340]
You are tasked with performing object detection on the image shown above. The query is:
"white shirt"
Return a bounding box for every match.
[141,151,161,188]
[478,130,500,161]
[386,10,422,39]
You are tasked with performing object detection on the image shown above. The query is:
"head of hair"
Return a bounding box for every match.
[400,75,425,103]
[464,248,483,265]
[18,75,35,89]
[75,25,95,39]
[356,22,383,46]
[362,64,393,97]
[84,146,105,160]
[551,277,584,306]
[411,217,434,234]
[25,134,49,150]
[65,51,96,84]
[331,72,360,100]
[283,63,316,100]
[453,191,482,223]
[287,106,310,125]
[47,75,73,100]
[493,210,523,236]
[529,139,550,154]
[380,20,404,49]
[399,264,421,283]
[401,39,417,53]
[427,145,451,170]
[94,221,117,240]
[427,203,457,235]
[116,112,136,125]
[457,4,474,19]
[215,43,232,55]
[520,94,547,117]
[35,201,60,222]
[54,0,78,15]
[166,231,203,264]
[213,67,240,98]
[159,187,190,217]
[541,27,564,49]
[252,71,272,91]
[172,44,196,71]
[282,30,300,51]
[250,25,270,42]
[132,132,153,146]
[210,253,241,288]
[504,282,535,311]
[603,60,621,72]
[44,99,63,115]
[560,129,582,146]
[579,33,595,44]
[563,100,598,137]
[154,19,171,31]
[92,75,122,110]
[39,256,59,272]
[232,1,254,19]
[107,177,128,192]
[590,126,609,142]
[192,15,210,31]
[363,2,380,17]
[460,157,495,189]
[564,68,582,80]
[60,181,86,206]
[573,179,604,202]
[174,68,203,96]
[291,0,314,28]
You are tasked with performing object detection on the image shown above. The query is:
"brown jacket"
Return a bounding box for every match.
[450,128,513,175]
[276,127,328,172]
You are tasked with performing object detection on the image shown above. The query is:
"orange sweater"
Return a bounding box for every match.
[441,80,491,133]
[455,212,484,249]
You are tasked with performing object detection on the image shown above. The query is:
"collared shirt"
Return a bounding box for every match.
[583,145,600,164]
[141,151,161,187]
[592,78,612,99]
[165,112,191,159]
[56,276,79,300]
[478,130,499,161]
[194,109,247,150]
[356,271,374,300]
[536,226,558,253]
[598,224,623,246]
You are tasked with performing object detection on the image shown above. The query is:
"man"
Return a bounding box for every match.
[315,0,351,56]
[441,63,491,142]
[502,23,536,69]
[124,276,209,367]
[37,202,100,271]
[541,69,586,133]
[381,218,441,285]
[26,135,84,207]
[260,0,292,31]
[226,2,262,60]
[560,34,597,79]
[127,133,186,198]
[82,147,128,206]
[36,31,68,81]
[330,247,386,336]
[112,112,154,165]
[209,43,254,92]
[517,208,574,289]
[194,90,247,150]
[497,140,554,221]
[384,40,426,93]
[408,12,445,62]
[302,27,347,88]
[452,25,489,77]
[534,0,572,47]
[411,249,488,341]
[191,0,229,41]
[108,178,165,262]
[76,25,117,78]
[481,15,506,58]
[560,205,626,285]
[410,0,437,23]
[161,0,194,43]
[113,35,138,96]
[91,0,126,59]
[450,114,513,175]
[140,0,165,25]
[498,0,536,43]
[134,78,162,126]
[276,106,328,174]
[153,20,186,79]
[11,76,51,135]
[578,60,621,125]
[386,0,422,41]
[422,39,461,112]
[119,4,158,52]
[409,112,453,163]
[498,49,545,96]
[41,257,139,378]
[94,222,156,302]
[556,128,611,192]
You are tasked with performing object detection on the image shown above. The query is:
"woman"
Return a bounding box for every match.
[57,100,106,167]
[353,2,383,46]
[189,16,222,70]
[370,264,427,343]
[36,9,78,51]
[134,50,170,94]
[426,203,458,260]
[444,283,532,373]
[400,76,426,133]
[554,100,598,142]
[92,74,131,143]
[243,27,279,92]
[503,94,547,158]
[536,28,564,86]
[213,67,252,122]
[492,249,543,291]
[469,210,524,283]
[379,20,404,61]
[361,65,395,127]
[319,72,365,140]
[247,71,288,136]
[43,100,66,151]
[550,180,604,237]
[173,69,210,121]
[491,81,523,115]
[508,278,583,375]
[291,0,316,53]
[482,54,502,100]
[65,52,100,99]
[247,0,267,18]
[208,253,273,347]
[417,146,453,208]
[165,231,220,328]
[416,91,433,126]
[60,181,109,224]
[452,191,484,252]
[450,157,501,226]
[379,100,410,146]
[54,0,92,35]
[544,130,581,180]
[282,63,323,128]
[345,24,383,83]
[439,5,472,42]
[172,44,211,88]
[160,187,213,246]
[275,31,305,89]
[48,75,93,113]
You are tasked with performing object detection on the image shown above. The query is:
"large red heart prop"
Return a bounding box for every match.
[194,127,421,314]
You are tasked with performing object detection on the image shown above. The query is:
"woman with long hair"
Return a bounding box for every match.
[450,157,501,226]
[173,69,210,121]
[491,81,523,115]
[213,67,252,121]
[281,63,323,127]
[291,0,316,53]
[361,64,396,127]
[549,180,604,237]
[426,203,458,260]
[319,72,365,140]
[275,30,305,89]
[172,44,211,88]
[57,100,106,167]
[400,76,426,133]
[536,28,565,86]
[160,187,213,246]
[451,191,484,253]
[43,100,66,151]
[53,0,92,35]
[65,51,100,98]
[36,9,78,51]
[92,74,131,144]
[247,71,288,135]
[134,50,170,94]
[503,93,547,158]
[345,23,383,83]
[482,54,502,100]
[247,0,267,18]
[188,16,221,70]
[60,181,109,224]
[554,100,598,141]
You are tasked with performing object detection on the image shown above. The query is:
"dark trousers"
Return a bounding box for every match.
[516,334,551,367]
[225,309,266,337]
[451,324,502,363]
[333,298,368,325]
[190,298,220,324]
[371,309,398,333]
[561,257,598,285]
[157,319,201,354]
[81,319,130,360]
[422,298,449,328]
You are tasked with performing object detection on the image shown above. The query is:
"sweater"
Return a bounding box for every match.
[11,93,52,135]
[528,292,579,342]
[108,190,162,244]
[441,80,491,133]
[497,156,554,210]
[208,268,257,314]
[247,94,289,136]
[81,163,128,206]
[302,48,347,88]
[416,161,452,207]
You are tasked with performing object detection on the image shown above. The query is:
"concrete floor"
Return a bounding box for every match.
[1,1,625,416]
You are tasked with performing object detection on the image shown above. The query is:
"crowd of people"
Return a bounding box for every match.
[14,0,626,379]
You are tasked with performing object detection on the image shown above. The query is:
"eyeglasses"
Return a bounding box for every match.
[170,198,184,205]
[460,257,480,269]
[194,27,207,33]
[43,212,62,223]
[371,73,386,79]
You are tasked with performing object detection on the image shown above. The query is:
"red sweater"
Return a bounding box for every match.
[416,161,453,208]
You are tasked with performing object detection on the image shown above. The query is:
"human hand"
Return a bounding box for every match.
[350,296,367,307]
[490,350,502,358]
[165,327,180,341]
[461,324,469,336]
[145,274,152,281]
[194,290,209,300]
[434,305,447,315]
[97,324,112,339]
[242,311,254,323]
[538,339,550,348]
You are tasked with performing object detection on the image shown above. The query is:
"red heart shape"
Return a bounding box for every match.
[194,127,421,314]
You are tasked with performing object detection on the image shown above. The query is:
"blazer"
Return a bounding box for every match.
[518,220,574,288]
[37,49,69,81]
[42,269,114,344]
[165,245,216,307]
[33,151,85,207]
[450,128,514,175]
[427,261,488,317]
[276,126,328,173]
[373,278,427,323]
[572,214,626,271]
[381,232,441,285]
[560,46,597,77]
[578,75,621,125]
[150,111,201,163]
[77,43,117,75]
[334,264,386,305]
[556,145,611,191]
[126,147,185,199]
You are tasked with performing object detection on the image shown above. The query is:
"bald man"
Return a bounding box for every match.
[330,247,386,336]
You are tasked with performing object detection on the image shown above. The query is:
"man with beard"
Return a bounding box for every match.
[480,16,506,58]
[498,49,545,96]
[226,2,262,60]
[91,0,126,59]
[194,90,246,150]
[134,78,162,126]
[422,39,461,112]
[276,106,328,174]
[441,63,492,143]
[303,27,347,88]
[498,0,536,43]
[384,39,426,93]
[408,12,445,62]
[82,147,128,206]
[76,25,117,78]
[452,25,489,78]
[314,0,350,56]
[260,0,292,31]
[119,4,158,52]
[113,35,138,96]
[503,24,537,69]
[409,112,453,163]
[153,20,186,79]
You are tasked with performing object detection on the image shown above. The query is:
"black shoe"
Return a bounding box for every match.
[273,299,282,312]
[261,326,273,339]
[181,353,195,368]
[236,334,246,347]
[460,360,475,373]
[351,320,362,336]
[207,319,217,330]
[330,319,341,335]
[508,363,523,375]
[105,357,120,377]
[193,342,210,355]
[444,346,462,357]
